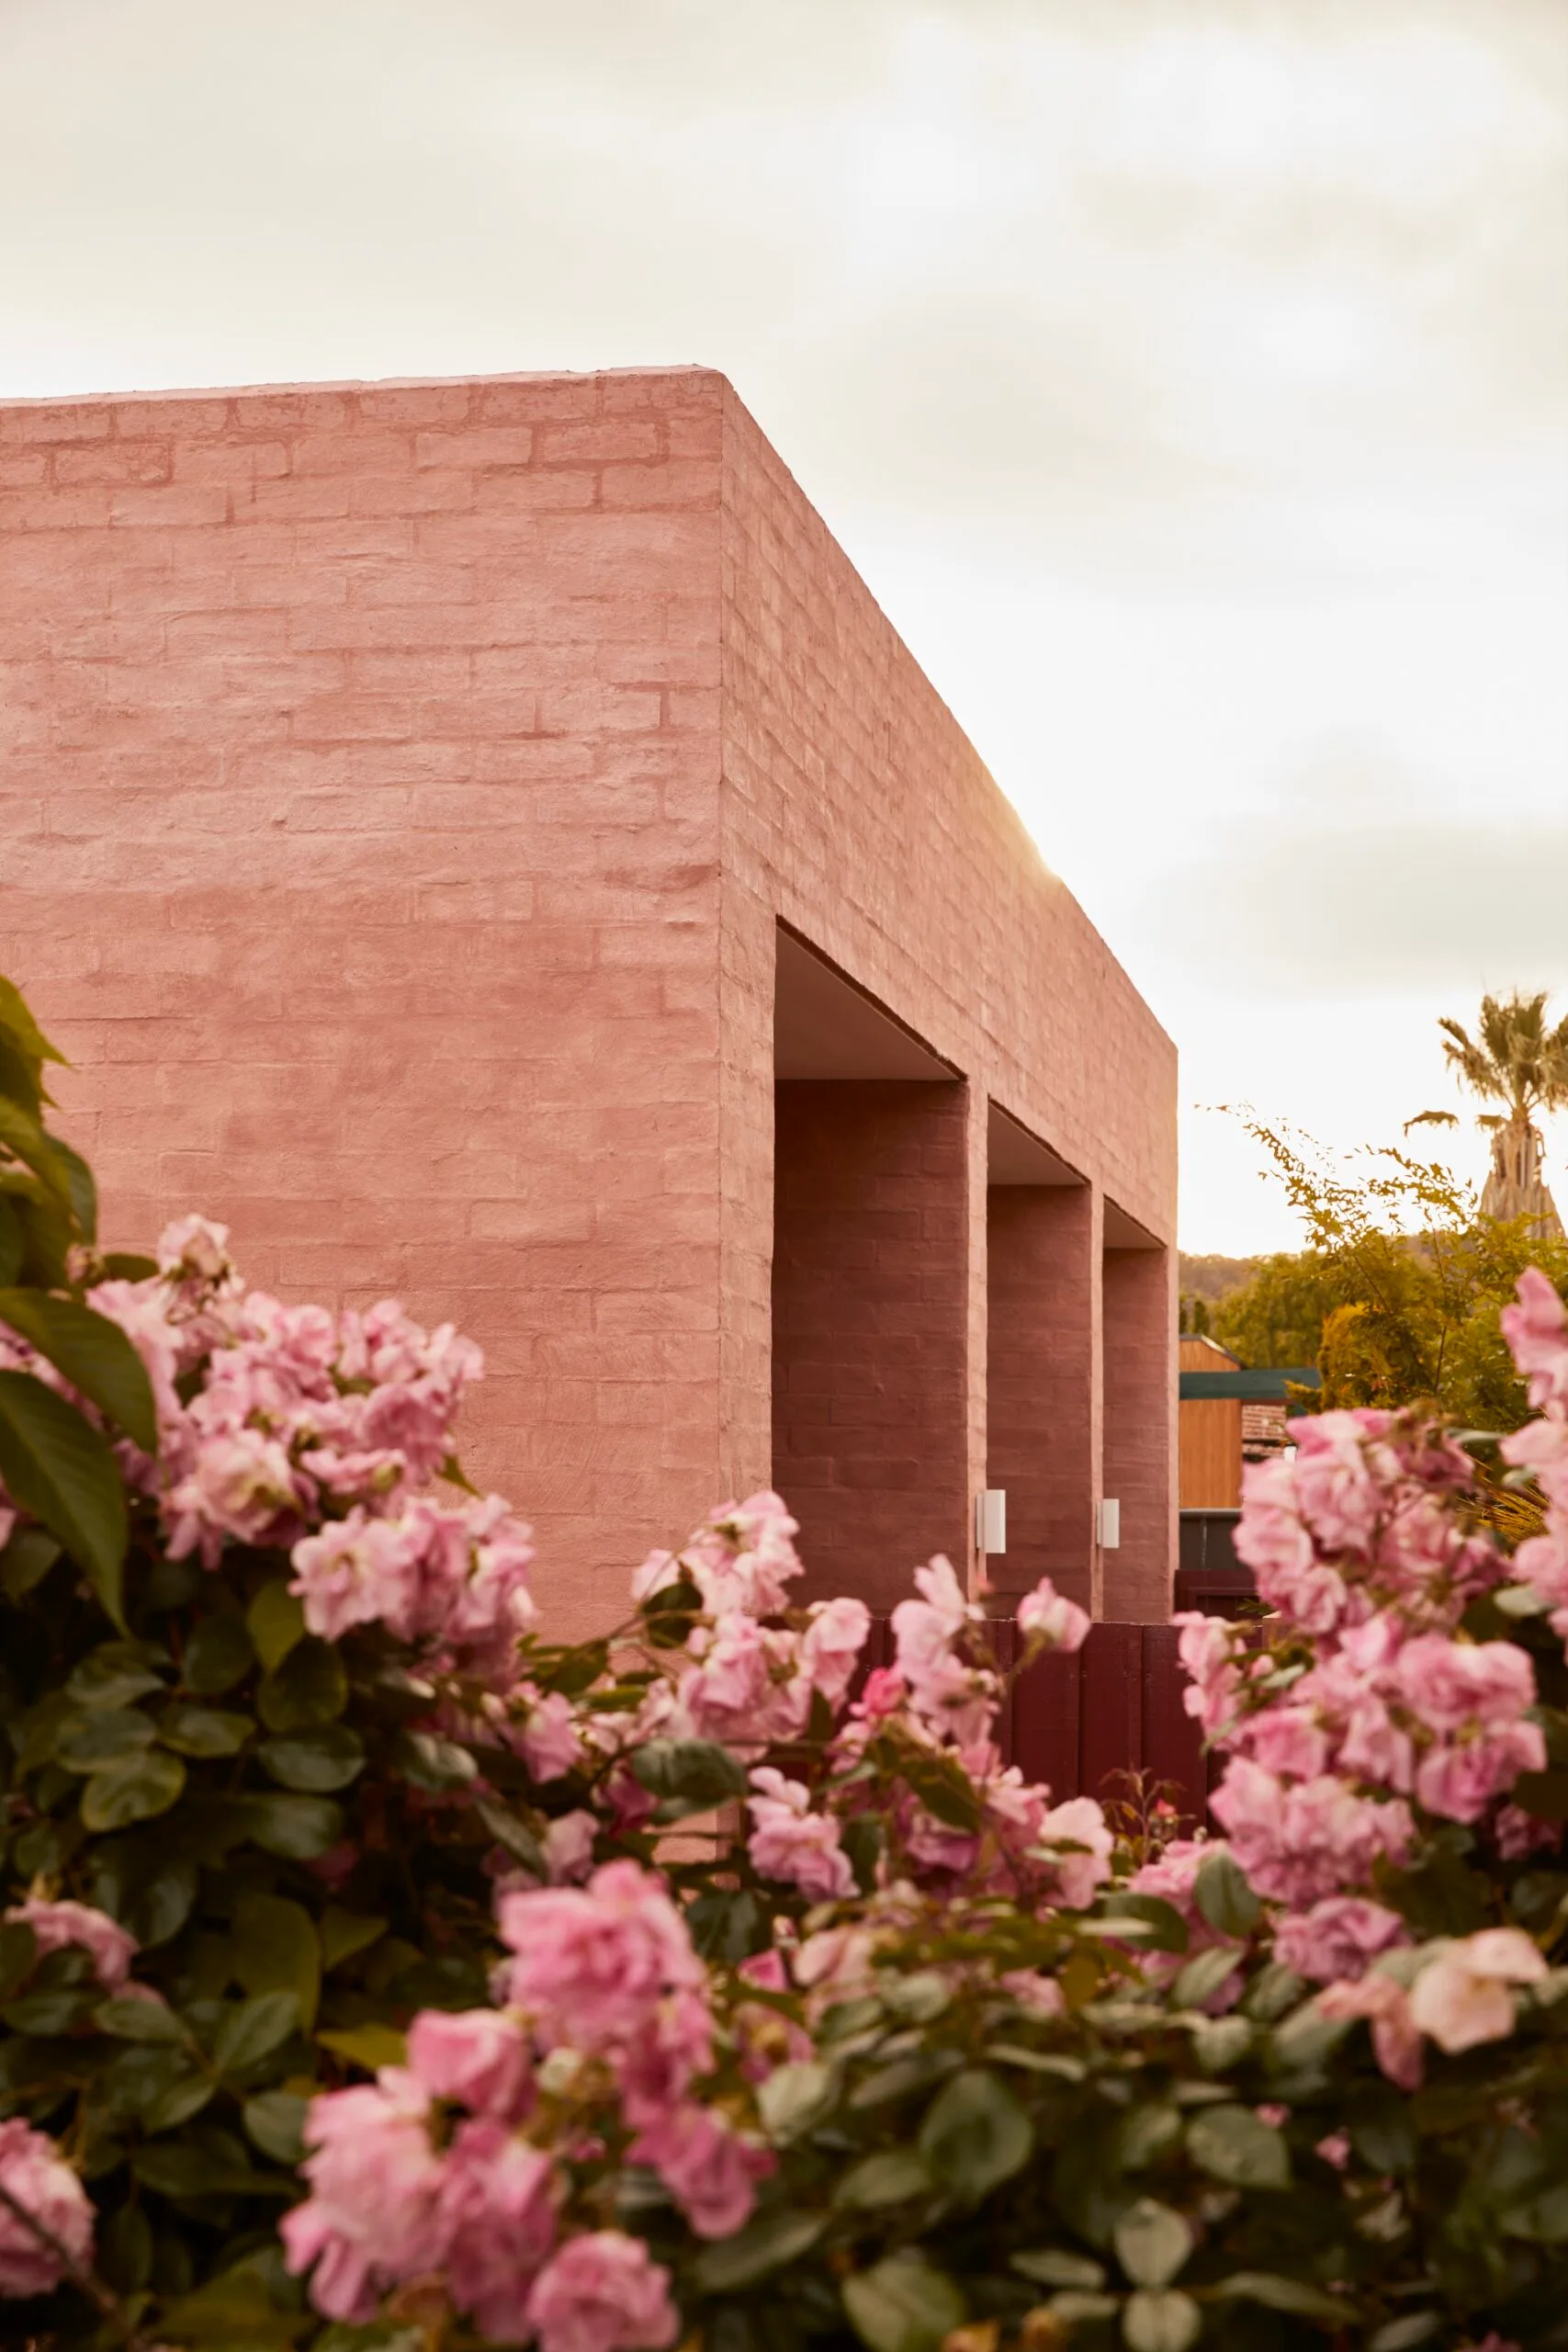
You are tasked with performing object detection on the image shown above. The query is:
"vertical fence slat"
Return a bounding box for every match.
[1012,1648,1082,1799]
[859,1613,1209,1819]
[1139,1623,1207,1827]
[1077,1623,1144,1804]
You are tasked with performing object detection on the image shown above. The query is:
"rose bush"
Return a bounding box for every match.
[0,975,1566,2352]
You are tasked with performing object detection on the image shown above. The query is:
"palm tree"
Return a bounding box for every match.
[1410,991,1568,1237]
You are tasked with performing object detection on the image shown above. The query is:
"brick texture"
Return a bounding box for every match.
[1102,1245,1178,1620]
[0,366,1177,1630]
[773,1081,969,1610]
[986,1184,1103,1614]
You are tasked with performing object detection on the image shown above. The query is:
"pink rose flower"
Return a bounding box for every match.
[1243,1706,1329,1782]
[1501,1267,1568,1413]
[615,1987,716,2130]
[800,1596,872,1706]
[5,1898,137,1992]
[629,2103,773,2238]
[1408,1928,1547,2054]
[1319,1971,1423,2091]
[1392,1634,1536,1732]
[513,1690,582,1783]
[0,2117,95,2299]
[1495,1803,1561,1860]
[439,2119,558,2341]
[499,1861,704,2047]
[282,2072,446,2323]
[165,1427,305,1566]
[289,1509,425,1642]
[1276,1898,1407,1985]
[1036,1796,1113,1909]
[543,1810,599,1884]
[1414,1724,1545,1823]
[680,1616,808,1746]
[407,2008,532,2120]
[747,1769,856,1901]
[1211,1760,1413,1907]
[1000,1970,1066,2018]
[1016,1576,1090,1652]
[525,2231,680,2352]
[636,1491,802,1619]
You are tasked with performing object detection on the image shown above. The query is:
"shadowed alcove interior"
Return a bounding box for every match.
[771,928,968,1609]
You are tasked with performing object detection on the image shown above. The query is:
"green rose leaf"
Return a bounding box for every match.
[1100,1893,1190,1953]
[317,2023,408,2074]
[1123,2288,1202,2352]
[1187,2103,1292,2190]
[55,1705,157,1771]
[132,2142,267,2200]
[843,2253,966,2352]
[1510,1770,1568,1822]
[321,1906,389,1972]
[66,1645,166,1710]
[918,2067,1033,2202]
[1190,2016,1253,2075]
[0,1097,73,1212]
[258,1637,347,1732]
[0,1522,61,1598]
[473,1798,546,1876]
[182,1612,255,1696]
[247,1578,306,1672]
[1010,2251,1107,2290]
[902,1752,981,1832]
[0,1369,128,1628]
[0,1922,39,2002]
[1171,1946,1242,2011]
[235,1793,344,1860]
[835,2150,933,2210]
[99,1252,159,1282]
[158,1702,254,1758]
[1194,1848,1263,1937]
[213,1990,301,2076]
[0,1287,158,1453]
[257,1724,366,1793]
[392,1729,478,1792]
[141,2070,218,2134]
[234,1892,321,2031]
[0,1193,21,1285]
[1113,2199,1192,2290]
[94,1996,188,2044]
[694,2209,827,2294]
[1214,2274,1356,2324]
[243,2090,310,2166]
[628,1738,749,1810]
[81,1747,186,1831]
[756,2061,838,2143]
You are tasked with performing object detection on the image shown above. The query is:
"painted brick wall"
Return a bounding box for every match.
[0,370,730,1639]
[773,1080,970,1609]
[986,1184,1103,1615]
[0,365,1178,1627]
[1103,1244,1179,1622]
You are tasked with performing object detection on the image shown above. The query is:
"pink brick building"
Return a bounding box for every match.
[0,368,1177,1639]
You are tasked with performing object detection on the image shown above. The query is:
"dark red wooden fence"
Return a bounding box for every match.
[862,1618,1212,1826]
[862,1536,1258,1830]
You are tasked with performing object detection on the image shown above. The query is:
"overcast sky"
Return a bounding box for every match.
[4,0,1565,1251]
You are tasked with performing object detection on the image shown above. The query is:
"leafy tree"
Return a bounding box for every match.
[1212,1118,1568,1433]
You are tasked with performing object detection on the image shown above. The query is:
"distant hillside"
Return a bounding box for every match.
[1179,1252,1268,1306]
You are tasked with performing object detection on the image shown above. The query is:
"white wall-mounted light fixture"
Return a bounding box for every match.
[976,1489,1007,1555]
[1098,1497,1121,1550]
